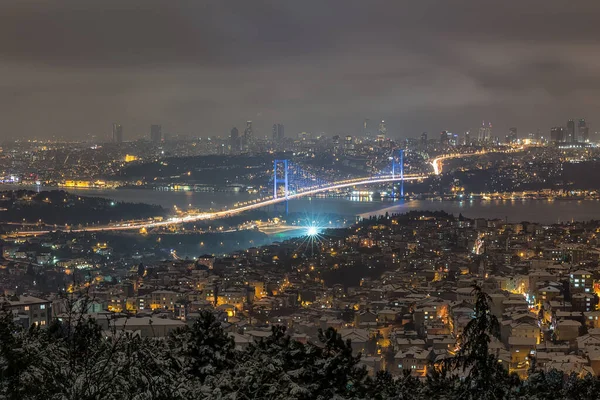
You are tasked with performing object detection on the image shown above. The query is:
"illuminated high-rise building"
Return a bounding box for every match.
[507,127,517,143]
[378,120,387,137]
[112,123,123,143]
[578,119,589,142]
[332,135,341,154]
[344,135,354,151]
[243,121,253,149]
[567,119,575,142]
[449,132,458,146]
[363,118,371,138]
[478,121,492,142]
[150,124,162,143]
[550,126,565,143]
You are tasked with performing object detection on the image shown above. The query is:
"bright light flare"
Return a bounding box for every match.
[306,226,319,236]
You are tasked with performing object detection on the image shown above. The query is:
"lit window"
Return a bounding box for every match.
[24,306,30,311]
[40,305,46,310]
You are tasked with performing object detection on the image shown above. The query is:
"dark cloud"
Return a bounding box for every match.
[1,0,600,140]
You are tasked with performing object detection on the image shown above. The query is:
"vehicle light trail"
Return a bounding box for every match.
[11,147,524,237]
[429,147,524,175]
[12,175,422,236]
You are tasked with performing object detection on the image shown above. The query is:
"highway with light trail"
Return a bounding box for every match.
[9,148,521,236]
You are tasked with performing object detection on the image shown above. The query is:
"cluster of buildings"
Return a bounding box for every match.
[433,118,594,150]
[4,212,600,378]
[551,119,590,144]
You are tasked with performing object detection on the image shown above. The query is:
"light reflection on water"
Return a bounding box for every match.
[2,185,599,224]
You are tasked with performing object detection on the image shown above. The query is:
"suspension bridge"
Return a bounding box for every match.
[10,148,508,236]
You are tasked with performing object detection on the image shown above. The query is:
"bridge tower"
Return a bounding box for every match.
[392,150,405,198]
[273,159,289,214]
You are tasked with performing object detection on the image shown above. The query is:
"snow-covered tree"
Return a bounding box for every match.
[169,310,235,383]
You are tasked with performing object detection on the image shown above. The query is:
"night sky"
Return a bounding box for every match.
[1,0,599,140]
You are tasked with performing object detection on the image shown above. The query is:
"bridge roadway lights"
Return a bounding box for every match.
[17,149,524,237]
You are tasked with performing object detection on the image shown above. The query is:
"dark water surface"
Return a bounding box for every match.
[3,185,599,224]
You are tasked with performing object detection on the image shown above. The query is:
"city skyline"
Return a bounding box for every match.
[6,1,600,395]
[1,1,600,140]
[8,115,596,144]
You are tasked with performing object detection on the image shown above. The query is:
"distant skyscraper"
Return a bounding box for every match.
[344,135,354,151]
[363,118,371,138]
[112,123,123,143]
[378,120,387,137]
[420,132,428,148]
[243,121,253,149]
[440,130,448,145]
[478,121,492,142]
[551,126,565,143]
[464,130,471,145]
[449,132,458,146]
[230,127,240,153]
[272,123,284,142]
[332,135,341,154]
[507,127,517,143]
[567,119,575,142]
[150,124,162,143]
[578,119,589,142]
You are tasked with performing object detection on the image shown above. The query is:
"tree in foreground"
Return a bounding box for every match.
[444,284,518,400]
[5,289,600,399]
[205,326,370,399]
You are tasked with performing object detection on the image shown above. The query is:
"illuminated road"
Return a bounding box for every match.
[430,147,524,175]
[430,151,491,175]
[256,225,305,235]
[11,148,522,236]
[11,174,423,236]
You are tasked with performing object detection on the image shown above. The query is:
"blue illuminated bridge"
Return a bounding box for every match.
[13,148,512,236]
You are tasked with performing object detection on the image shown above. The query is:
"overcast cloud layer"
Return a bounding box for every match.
[1,0,600,141]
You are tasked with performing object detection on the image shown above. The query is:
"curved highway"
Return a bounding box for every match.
[13,174,423,236]
[11,147,521,236]
[430,147,524,175]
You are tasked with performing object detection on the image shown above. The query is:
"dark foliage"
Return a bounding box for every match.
[2,290,600,399]
[0,190,166,225]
